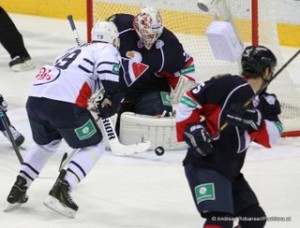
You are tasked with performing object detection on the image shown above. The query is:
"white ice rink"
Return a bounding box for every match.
[0,14,299,228]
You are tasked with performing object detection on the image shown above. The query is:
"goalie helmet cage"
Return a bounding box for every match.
[86,0,300,137]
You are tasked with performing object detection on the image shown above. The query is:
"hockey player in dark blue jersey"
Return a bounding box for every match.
[106,6,196,134]
[176,45,282,228]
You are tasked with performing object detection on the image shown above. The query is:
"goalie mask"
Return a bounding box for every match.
[241,45,277,77]
[91,21,120,48]
[133,6,163,50]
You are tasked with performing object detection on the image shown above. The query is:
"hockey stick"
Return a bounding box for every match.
[0,108,23,163]
[97,116,151,156]
[67,15,82,46]
[67,15,151,155]
[58,149,79,171]
[219,49,300,133]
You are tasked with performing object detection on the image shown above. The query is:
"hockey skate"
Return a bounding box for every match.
[4,175,29,212]
[9,55,35,72]
[44,169,78,218]
[3,125,25,147]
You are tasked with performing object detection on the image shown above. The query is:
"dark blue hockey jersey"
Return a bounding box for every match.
[108,14,195,101]
[176,74,282,178]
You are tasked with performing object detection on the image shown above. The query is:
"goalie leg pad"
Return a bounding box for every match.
[119,112,186,150]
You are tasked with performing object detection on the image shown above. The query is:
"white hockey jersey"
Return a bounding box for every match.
[29,42,121,108]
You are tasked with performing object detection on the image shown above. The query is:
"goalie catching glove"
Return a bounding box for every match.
[96,92,124,118]
[226,103,262,131]
[183,124,214,158]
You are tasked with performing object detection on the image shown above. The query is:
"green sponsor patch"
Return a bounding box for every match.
[179,64,195,75]
[75,119,96,140]
[180,95,198,108]
[194,183,215,204]
[112,63,119,74]
[160,91,172,106]
[275,121,283,134]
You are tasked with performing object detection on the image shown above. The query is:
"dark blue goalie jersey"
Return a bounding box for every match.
[108,14,188,101]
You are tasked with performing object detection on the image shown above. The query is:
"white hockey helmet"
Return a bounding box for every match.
[91,21,120,48]
[133,6,163,50]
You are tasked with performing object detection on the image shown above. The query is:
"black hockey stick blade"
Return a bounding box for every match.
[58,152,68,171]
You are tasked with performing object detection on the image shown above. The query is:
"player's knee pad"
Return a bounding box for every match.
[237,204,266,228]
[135,91,173,116]
[26,139,61,164]
[40,139,61,153]
[203,212,234,228]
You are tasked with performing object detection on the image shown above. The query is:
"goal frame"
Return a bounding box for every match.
[85,0,300,137]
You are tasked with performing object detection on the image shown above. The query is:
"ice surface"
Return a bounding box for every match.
[0,14,299,228]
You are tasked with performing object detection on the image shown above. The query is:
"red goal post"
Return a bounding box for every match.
[86,0,300,137]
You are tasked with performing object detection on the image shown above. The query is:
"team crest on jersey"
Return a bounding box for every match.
[131,62,148,79]
[121,58,149,87]
[126,51,142,62]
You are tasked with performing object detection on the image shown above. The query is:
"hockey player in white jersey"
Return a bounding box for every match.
[5,21,121,218]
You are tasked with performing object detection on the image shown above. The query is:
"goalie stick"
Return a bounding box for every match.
[0,107,23,164]
[67,15,151,155]
[219,49,300,133]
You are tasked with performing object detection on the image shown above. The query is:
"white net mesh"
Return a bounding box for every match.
[88,0,300,134]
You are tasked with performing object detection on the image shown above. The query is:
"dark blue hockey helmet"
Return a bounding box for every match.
[241,45,277,75]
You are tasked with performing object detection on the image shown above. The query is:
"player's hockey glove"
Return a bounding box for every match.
[0,94,8,112]
[226,104,262,131]
[96,92,123,118]
[183,124,214,158]
[258,93,281,121]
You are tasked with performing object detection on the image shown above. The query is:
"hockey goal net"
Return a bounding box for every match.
[86,0,300,137]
